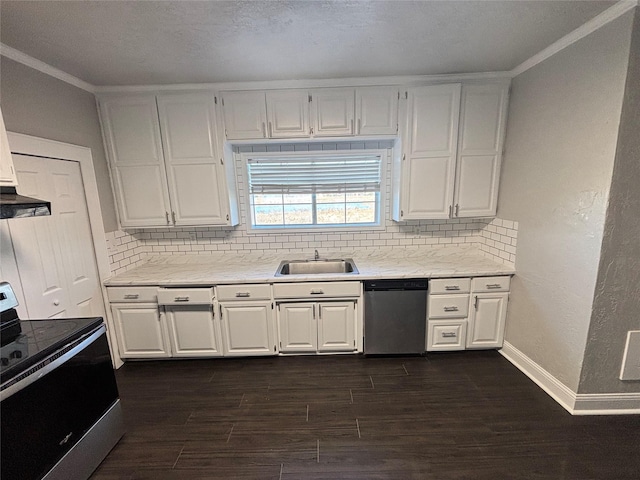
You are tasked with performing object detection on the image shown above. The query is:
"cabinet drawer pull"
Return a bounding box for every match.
[174,296,190,302]
[443,306,459,312]
[262,122,267,138]
[444,286,460,291]
[310,290,324,295]
[486,284,502,289]
[442,332,457,338]
[235,292,251,298]
[123,294,139,299]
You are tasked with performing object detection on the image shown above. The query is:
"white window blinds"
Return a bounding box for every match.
[247,153,382,194]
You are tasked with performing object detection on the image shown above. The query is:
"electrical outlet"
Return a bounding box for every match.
[188,232,197,242]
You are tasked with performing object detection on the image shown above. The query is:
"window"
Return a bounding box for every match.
[244,150,385,230]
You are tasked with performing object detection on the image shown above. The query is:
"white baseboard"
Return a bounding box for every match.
[499,341,640,415]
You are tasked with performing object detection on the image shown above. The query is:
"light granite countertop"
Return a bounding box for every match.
[104,246,515,286]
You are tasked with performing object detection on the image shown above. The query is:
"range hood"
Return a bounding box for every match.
[0,186,51,219]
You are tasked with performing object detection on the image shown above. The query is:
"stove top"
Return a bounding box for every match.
[0,317,104,384]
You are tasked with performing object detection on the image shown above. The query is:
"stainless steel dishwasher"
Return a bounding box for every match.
[364,279,428,355]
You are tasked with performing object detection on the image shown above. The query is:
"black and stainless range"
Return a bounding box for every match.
[0,282,125,480]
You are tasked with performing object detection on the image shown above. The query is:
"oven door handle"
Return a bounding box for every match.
[0,324,107,401]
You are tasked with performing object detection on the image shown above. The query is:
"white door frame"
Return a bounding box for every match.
[6,131,123,368]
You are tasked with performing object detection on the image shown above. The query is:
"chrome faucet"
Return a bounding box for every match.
[314,249,320,260]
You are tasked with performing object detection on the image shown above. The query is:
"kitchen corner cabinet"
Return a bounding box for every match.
[99,92,238,228]
[216,284,277,356]
[0,106,18,187]
[393,82,509,221]
[427,276,510,352]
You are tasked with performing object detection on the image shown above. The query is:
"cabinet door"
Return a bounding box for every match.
[99,95,172,228]
[221,91,267,140]
[111,303,171,358]
[310,88,355,136]
[356,87,398,135]
[164,305,223,357]
[317,302,356,352]
[466,293,508,349]
[220,301,276,356]
[266,90,310,138]
[454,84,509,218]
[277,303,317,352]
[401,84,461,220]
[157,93,228,226]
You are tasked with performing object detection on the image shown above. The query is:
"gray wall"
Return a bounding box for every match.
[0,57,118,232]
[579,9,640,394]
[497,13,634,391]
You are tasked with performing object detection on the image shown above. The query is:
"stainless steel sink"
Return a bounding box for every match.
[275,258,359,276]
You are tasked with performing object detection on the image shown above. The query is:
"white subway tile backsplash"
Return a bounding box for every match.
[106,142,519,275]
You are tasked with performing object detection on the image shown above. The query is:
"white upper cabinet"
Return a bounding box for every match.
[396,84,462,220]
[0,106,18,187]
[393,81,509,221]
[157,93,228,226]
[221,91,267,140]
[310,88,355,137]
[99,92,237,228]
[266,90,310,138]
[453,84,509,218]
[355,86,399,135]
[100,95,172,227]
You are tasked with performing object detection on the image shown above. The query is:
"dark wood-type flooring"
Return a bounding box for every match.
[91,351,640,479]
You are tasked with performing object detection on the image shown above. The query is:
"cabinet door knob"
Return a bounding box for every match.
[53,300,60,306]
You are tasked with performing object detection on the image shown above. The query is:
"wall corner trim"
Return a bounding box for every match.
[500,341,640,415]
[510,0,638,77]
[0,43,95,93]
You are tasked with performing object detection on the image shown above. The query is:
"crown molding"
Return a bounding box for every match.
[0,43,95,93]
[93,72,511,94]
[511,0,638,77]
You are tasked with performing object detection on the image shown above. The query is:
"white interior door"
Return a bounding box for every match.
[6,155,104,319]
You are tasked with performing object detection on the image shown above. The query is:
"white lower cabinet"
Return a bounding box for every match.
[318,302,356,352]
[466,293,508,349]
[427,276,510,352]
[111,303,171,358]
[164,305,223,357]
[427,319,467,351]
[219,301,277,356]
[277,301,357,353]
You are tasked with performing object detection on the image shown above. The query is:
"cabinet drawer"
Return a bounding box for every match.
[273,281,360,299]
[471,276,510,293]
[217,284,272,301]
[428,294,469,318]
[427,319,467,351]
[107,286,158,303]
[157,287,214,305]
[430,278,471,295]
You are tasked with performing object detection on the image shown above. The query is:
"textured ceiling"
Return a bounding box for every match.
[0,1,616,86]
